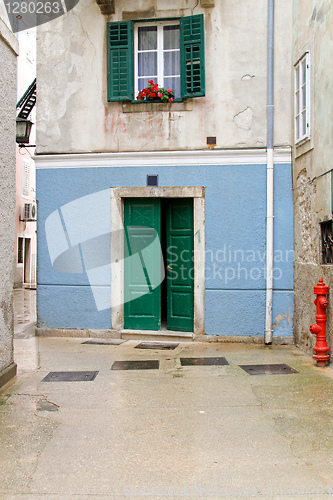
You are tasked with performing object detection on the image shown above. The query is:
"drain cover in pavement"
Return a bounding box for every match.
[135,342,179,350]
[42,371,99,382]
[111,360,159,370]
[239,364,298,375]
[82,339,126,345]
[180,357,229,366]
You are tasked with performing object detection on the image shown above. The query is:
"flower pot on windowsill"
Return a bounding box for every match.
[136,99,173,104]
[137,81,175,104]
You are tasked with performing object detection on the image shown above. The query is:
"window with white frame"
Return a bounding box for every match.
[294,53,310,144]
[22,159,30,197]
[135,21,181,99]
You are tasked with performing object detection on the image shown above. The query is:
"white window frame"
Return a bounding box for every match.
[22,158,30,198]
[294,52,311,145]
[134,20,180,99]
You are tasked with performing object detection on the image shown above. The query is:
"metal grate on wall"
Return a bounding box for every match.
[321,220,333,264]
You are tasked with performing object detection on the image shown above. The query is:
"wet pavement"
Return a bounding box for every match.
[13,289,38,372]
[14,289,36,339]
[1,291,333,499]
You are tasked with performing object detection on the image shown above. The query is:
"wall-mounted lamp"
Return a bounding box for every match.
[16,117,34,146]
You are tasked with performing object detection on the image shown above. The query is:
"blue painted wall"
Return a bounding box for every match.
[37,162,293,336]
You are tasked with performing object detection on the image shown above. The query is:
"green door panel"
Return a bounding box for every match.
[166,199,194,332]
[124,199,161,330]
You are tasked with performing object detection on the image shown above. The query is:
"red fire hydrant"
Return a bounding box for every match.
[309,278,330,367]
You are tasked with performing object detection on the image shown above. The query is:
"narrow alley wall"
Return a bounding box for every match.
[0,11,19,386]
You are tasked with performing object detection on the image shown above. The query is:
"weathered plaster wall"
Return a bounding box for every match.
[0,16,18,385]
[293,0,333,353]
[36,0,292,154]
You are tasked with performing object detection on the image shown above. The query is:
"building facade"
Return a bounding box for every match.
[0,6,18,387]
[292,0,333,352]
[15,29,37,289]
[35,0,294,341]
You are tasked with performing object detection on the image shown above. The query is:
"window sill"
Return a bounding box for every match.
[295,134,310,147]
[295,136,313,158]
[122,100,193,113]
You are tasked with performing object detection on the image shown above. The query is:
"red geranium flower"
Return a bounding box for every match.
[169,97,173,102]
[149,92,156,98]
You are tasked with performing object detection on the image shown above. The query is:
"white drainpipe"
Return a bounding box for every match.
[265,0,274,344]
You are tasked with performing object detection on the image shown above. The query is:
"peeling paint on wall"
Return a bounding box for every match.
[294,168,318,265]
[273,309,292,330]
[233,107,253,131]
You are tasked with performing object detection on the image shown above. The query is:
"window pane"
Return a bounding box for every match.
[138,77,156,92]
[164,77,181,99]
[138,52,157,76]
[302,111,307,136]
[302,59,307,85]
[164,51,180,77]
[295,115,299,140]
[295,90,299,114]
[163,25,180,50]
[302,84,306,110]
[138,26,157,50]
[295,65,300,90]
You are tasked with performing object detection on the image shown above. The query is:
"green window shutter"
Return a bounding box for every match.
[107,21,133,101]
[180,14,205,98]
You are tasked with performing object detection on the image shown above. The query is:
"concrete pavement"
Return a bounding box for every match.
[1,291,333,499]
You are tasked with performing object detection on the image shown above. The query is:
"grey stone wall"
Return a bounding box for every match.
[0,18,18,385]
[293,0,333,354]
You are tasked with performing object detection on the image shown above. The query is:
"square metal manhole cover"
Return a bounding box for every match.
[111,360,159,370]
[82,339,126,345]
[42,371,99,382]
[239,364,298,375]
[135,342,179,350]
[180,357,229,366]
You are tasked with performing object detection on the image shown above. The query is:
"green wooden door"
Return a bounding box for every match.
[124,199,162,330]
[166,199,194,332]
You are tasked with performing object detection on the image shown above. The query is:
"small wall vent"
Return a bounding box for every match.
[147,175,158,187]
